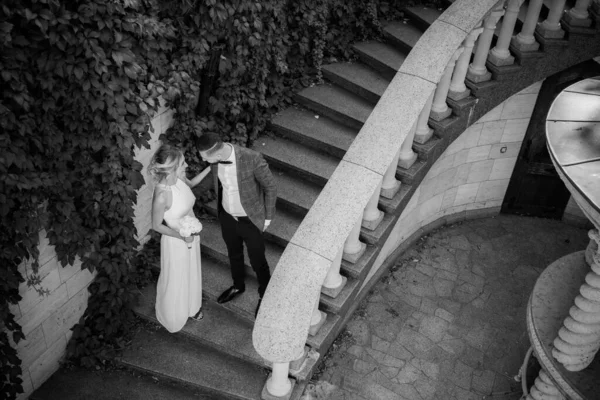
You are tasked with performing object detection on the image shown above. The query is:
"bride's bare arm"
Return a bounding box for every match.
[186,166,211,188]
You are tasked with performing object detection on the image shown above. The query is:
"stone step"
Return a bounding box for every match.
[205,199,302,249]
[319,276,360,316]
[184,250,341,355]
[342,244,378,280]
[321,62,389,104]
[379,183,413,214]
[383,20,424,53]
[396,159,429,186]
[135,285,266,368]
[119,328,267,400]
[133,284,318,383]
[352,41,406,80]
[255,135,339,186]
[360,212,396,245]
[294,84,373,130]
[272,167,322,215]
[30,368,214,400]
[270,107,357,159]
[404,5,444,31]
[412,136,443,162]
[200,217,283,275]
[202,201,373,281]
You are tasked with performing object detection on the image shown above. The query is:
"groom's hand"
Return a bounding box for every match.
[263,220,271,232]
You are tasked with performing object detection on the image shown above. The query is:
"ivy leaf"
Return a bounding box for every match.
[111,51,125,66]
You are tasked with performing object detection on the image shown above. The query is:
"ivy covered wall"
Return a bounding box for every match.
[1,0,431,398]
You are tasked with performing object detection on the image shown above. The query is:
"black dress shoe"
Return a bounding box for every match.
[217,286,245,304]
[255,297,262,318]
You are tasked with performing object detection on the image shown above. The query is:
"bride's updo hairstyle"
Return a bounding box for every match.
[147,143,183,184]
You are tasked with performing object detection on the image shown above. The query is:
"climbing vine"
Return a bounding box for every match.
[0,0,433,398]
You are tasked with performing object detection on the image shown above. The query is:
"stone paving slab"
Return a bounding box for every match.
[308,215,589,400]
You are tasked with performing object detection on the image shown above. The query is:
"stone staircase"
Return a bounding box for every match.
[114,1,600,399]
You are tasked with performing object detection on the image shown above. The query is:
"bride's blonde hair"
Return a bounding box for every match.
[147,143,183,184]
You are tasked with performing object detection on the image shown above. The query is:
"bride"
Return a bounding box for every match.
[147,143,209,333]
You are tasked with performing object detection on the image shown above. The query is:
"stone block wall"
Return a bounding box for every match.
[12,233,93,400]
[12,105,171,399]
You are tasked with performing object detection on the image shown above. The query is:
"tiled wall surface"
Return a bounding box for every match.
[13,106,169,399]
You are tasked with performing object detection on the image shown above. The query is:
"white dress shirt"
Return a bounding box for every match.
[218,144,247,217]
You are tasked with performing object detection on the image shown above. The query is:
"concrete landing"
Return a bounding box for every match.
[313,215,590,400]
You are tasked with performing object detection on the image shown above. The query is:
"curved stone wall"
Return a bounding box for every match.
[365,79,592,288]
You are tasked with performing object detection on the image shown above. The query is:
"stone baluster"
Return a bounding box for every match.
[265,362,293,399]
[430,47,464,121]
[564,0,593,26]
[525,369,564,399]
[398,122,418,169]
[414,92,435,145]
[343,217,366,263]
[489,0,525,66]
[322,248,347,298]
[309,296,327,335]
[362,180,383,230]
[537,0,568,39]
[381,149,402,199]
[512,0,544,51]
[467,7,506,83]
[449,26,484,100]
[552,229,600,371]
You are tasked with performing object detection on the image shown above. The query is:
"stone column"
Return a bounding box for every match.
[308,298,327,336]
[511,0,544,51]
[552,229,600,371]
[322,248,347,298]
[449,27,484,100]
[362,180,383,230]
[264,362,293,399]
[489,0,525,66]
[537,0,568,39]
[431,47,464,121]
[563,0,593,27]
[414,92,435,144]
[525,369,564,400]
[467,8,505,83]
[343,217,366,263]
[381,148,402,199]
[398,122,418,169]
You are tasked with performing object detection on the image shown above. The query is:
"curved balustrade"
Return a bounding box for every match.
[252,0,599,397]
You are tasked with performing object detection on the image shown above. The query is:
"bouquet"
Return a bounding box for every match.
[179,215,203,249]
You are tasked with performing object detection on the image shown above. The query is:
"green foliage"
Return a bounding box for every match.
[0,0,438,398]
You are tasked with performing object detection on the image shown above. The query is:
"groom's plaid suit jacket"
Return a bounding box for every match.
[210,144,276,231]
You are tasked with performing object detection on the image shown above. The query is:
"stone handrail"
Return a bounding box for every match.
[252,0,503,394]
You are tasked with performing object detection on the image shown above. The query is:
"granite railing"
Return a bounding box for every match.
[252,0,600,397]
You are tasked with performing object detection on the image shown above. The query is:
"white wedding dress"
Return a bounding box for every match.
[156,178,202,333]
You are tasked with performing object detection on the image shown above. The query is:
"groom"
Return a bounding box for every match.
[196,133,276,317]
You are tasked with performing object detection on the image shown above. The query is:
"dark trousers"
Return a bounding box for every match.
[218,209,271,297]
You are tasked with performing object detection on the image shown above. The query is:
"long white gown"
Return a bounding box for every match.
[155,178,202,333]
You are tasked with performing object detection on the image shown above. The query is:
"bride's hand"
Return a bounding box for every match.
[183,236,194,243]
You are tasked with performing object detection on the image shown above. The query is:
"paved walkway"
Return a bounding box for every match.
[303,215,590,400]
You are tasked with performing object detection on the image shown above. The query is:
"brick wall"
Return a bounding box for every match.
[13,105,171,399]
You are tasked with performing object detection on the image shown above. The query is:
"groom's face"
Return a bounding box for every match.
[199,145,220,164]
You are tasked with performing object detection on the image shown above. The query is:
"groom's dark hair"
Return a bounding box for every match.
[196,133,224,153]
